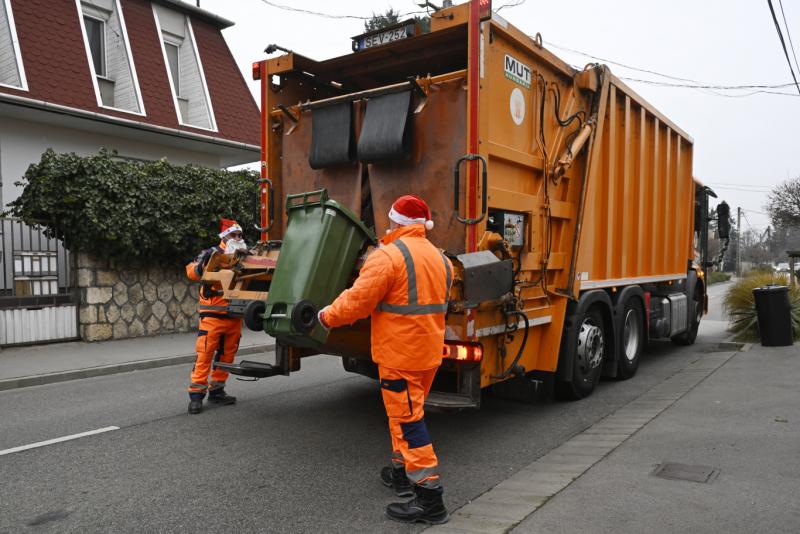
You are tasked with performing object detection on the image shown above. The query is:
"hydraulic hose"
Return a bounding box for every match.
[492,310,530,379]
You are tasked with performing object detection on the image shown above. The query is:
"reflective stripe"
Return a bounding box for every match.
[199,305,228,311]
[189,382,208,391]
[377,239,449,316]
[391,451,405,467]
[377,302,448,315]
[406,467,440,487]
[441,253,452,297]
[394,240,418,303]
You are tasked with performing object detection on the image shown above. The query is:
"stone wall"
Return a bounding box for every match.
[74,253,199,341]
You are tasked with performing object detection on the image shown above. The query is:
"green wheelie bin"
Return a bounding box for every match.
[263,189,377,348]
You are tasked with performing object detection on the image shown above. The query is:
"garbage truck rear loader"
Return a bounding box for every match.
[209,0,721,406]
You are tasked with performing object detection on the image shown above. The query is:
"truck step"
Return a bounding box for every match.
[214,360,284,378]
[425,391,480,410]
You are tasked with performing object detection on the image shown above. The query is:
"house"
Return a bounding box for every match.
[0,0,260,345]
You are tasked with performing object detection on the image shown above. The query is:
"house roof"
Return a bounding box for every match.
[152,0,235,29]
[0,0,259,162]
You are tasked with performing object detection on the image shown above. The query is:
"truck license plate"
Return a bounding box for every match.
[360,26,409,50]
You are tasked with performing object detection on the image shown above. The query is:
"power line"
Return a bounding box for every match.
[495,0,526,12]
[767,0,800,95]
[778,0,800,77]
[545,40,797,97]
[255,0,430,20]
[619,77,795,90]
[707,185,772,193]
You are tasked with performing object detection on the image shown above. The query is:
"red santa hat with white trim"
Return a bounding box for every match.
[219,218,243,239]
[388,195,434,230]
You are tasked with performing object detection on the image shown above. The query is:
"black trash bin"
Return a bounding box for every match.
[752,285,794,346]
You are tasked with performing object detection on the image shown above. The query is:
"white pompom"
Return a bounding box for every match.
[425,220,434,230]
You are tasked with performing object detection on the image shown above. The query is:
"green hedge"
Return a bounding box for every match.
[707,271,732,285]
[7,149,260,264]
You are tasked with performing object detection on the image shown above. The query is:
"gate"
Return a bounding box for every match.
[0,218,78,345]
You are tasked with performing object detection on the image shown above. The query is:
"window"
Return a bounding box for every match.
[77,0,144,114]
[0,0,27,90]
[83,16,105,77]
[152,4,216,131]
[164,41,180,95]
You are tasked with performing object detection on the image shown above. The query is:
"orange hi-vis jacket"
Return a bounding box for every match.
[186,241,232,316]
[324,224,453,371]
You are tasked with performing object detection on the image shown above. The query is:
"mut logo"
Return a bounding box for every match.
[504,54,531,88]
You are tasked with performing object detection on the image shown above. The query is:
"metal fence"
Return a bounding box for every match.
[0,218,75,308]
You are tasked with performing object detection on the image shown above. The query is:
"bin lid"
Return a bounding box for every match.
[752,285,789,293]
[285,188,377,245]
[324,198,378,245]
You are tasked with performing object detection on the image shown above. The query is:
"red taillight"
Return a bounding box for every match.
[443,342,483,362]
[478,0,492,20]
[252,62,262,81]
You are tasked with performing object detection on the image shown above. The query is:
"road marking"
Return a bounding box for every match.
[0,426,119,457]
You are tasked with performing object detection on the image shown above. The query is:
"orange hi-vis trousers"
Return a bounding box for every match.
[188,316,242,394]
[379,365,440,488]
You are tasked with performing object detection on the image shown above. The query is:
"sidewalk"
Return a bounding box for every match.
[0,329,274,391]
[431,320,800,534]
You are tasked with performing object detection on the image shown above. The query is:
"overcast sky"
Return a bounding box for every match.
[197,0,800,231]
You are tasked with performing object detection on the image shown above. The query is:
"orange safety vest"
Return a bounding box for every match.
[186,241,233,318]
[324,224,452,371]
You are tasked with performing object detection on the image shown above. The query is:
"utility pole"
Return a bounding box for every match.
[736,206,742,276]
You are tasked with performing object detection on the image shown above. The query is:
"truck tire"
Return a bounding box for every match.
[672,284,702,346]
[557,306,606,400]
[616,298,644,379]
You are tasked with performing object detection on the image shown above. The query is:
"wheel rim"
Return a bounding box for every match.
[622,309,640,363]
[576,318,604,376]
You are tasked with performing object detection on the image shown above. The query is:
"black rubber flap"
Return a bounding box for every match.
[357,90,412,162]
[308,102,354,169]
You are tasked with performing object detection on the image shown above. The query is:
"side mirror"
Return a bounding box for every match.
[717,201,731,239]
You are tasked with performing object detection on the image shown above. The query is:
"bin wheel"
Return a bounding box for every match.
[243,301,266,332]
[616,297,644,380]
[672,284,702,346]
[556,306,606,400]
[292,300,318,333]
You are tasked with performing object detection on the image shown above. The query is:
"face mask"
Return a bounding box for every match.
[225,238,247,254]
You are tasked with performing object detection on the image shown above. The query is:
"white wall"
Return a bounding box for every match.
[0,116,222,207]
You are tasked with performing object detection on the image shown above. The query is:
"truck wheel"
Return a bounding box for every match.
[557,306,606,400]
[616,298,644,379]
[672,285,702,346]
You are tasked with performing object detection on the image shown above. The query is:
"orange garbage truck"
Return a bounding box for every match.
[205,0,728,406]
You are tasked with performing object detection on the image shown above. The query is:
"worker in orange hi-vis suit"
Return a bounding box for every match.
[185,219,247,415]
[318,195,452,525]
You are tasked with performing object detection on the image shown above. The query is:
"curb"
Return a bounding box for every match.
[0,343,275,392]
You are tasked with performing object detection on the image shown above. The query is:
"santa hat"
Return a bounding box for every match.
[219,219,243,239]
[388,195,434,230]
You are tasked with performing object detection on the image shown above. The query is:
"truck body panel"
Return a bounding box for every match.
[211,1,712,404]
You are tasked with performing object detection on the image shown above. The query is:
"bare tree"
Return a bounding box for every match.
[767,175,800,227]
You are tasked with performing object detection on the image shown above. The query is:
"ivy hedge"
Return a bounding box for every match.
[7,149,260,264]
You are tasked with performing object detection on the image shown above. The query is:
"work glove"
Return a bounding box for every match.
[317,306,331,331]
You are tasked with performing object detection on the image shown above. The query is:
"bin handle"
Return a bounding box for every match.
[285,189,328,211]
[453,154,488,225]
[254,178,275,233]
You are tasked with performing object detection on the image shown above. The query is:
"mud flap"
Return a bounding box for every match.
[357,90,412,162]
[308,102,354,169]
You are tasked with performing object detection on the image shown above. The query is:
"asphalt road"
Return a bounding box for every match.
[0,298,731,533]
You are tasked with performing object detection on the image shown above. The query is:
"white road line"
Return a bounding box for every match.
[0,426,119,457]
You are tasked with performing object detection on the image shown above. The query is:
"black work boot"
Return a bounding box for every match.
[188,392,204,415]
[386,485,448,525]
[380,466,413,497]
[208,388,236,405]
